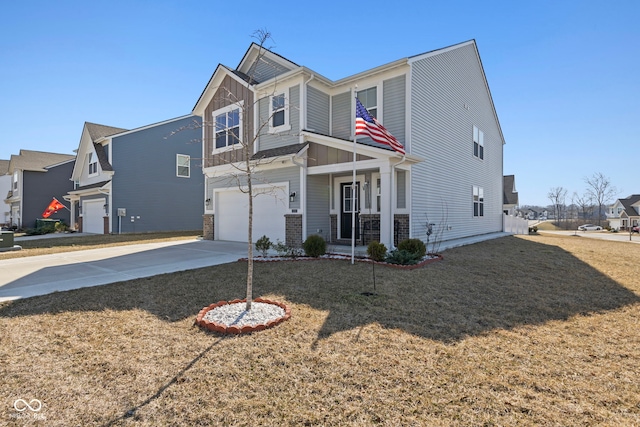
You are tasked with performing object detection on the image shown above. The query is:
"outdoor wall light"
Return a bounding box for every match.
[205,198,212,207]
[289,192,296,202]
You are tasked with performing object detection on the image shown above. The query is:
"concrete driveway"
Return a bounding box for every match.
[0,239,248,302]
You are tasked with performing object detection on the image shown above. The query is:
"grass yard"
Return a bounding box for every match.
[1,234,639,425]
[0,231,202,260]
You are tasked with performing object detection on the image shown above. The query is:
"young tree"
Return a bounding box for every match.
[584,172,617,226]
[547,186,567,226]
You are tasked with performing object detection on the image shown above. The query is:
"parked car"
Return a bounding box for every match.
[632,225,639,233]
[578,224,602,231]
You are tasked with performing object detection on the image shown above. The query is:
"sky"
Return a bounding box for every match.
[1,0,638,206]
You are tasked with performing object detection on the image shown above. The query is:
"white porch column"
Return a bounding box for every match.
[379,163,392,248]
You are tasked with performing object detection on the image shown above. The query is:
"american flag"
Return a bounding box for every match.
[355,97,405,155]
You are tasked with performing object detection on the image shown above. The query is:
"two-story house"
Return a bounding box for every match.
[193,40,505,248]
[607,195,640,231]
[66,115,203,234]
[4,150,76,229]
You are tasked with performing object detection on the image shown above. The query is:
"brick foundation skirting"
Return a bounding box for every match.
[203,214,214,240]
[285,214,302,247]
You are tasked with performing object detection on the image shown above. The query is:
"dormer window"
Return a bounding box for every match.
[88,153,98,175]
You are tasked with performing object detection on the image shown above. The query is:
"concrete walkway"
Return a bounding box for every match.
[0,232,511,303]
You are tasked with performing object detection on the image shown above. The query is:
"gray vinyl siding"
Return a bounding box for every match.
[409,43,503,242]
[111,116,203,233]
[307,86,330,134]
[331,91,351,139]
[250,57,293,84]
[306,174,330,239]
[206,166,301,210]
[383,75,406,147]
[396,169,406,209]
[21,161,75,228]
[257,85,300,151]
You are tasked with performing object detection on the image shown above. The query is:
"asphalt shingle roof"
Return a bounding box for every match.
[8,150,75,173]
[503,175,518,205]
[85,122,128,141]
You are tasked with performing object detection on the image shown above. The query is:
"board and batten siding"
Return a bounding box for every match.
[204,75,254,168]
[307,86,330,135]
[207,166,301,210]
[257,85,300,151]
[409,42,503,242]
[306,174,331,240]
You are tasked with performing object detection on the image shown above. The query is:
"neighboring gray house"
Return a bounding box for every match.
[503,175,519,216]
[0,160,11,226]
[606,194,640,231]
[66,115,203,234]
[3,150,76,229]
[193,40,505,248]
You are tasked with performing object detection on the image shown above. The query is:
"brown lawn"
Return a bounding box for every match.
[0,234,639,426]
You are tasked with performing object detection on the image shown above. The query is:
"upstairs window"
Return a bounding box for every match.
[13,171,18,191]
[473,185,484,217]
[473,125,484,160]
[88,153,98,175]
[214,107,241,150]
[269,92,290,132]
[176,154,190,178]
[357,87,377,118]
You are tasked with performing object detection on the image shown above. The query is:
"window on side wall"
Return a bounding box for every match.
[473,185,484,217]
[12,171,18,191]
[88,153,98,175]
[176,154,190,178]
[214,106,241,151]
[356,87,377,118]
[473,125,484,160]
[269,92,290,132]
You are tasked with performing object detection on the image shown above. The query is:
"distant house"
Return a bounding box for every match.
[503,175,518,216]
[193,40,506,247]
[607,195,640,231]
[66,116,203,234]
[3,150,76,229]
[0,160,11,226]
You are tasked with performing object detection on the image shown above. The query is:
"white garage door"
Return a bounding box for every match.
[216,187,287,242]
[83,199,105,234]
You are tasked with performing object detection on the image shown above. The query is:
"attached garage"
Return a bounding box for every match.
[216,186,287,242]
[82,198,105,234]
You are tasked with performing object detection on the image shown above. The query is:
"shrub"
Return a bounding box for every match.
[274,240,303,258]
[528,226,538,234]
[397,238,426,258]
[55,221,68,232]
[303,234,327,258]
[367,241,387,262]
[255,235,272,257]
[385,249,422,265]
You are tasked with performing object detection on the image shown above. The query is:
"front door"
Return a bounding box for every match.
[340,182,360,239]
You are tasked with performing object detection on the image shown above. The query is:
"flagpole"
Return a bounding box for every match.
[351,86,358,265]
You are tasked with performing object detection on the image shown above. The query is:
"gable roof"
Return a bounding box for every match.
[0,159,9,175]
[619,194,640,216]
[85,122,128,142]
[8,150,75,173]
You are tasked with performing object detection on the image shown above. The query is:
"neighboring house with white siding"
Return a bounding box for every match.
[503,175,519,216]
[194,40,505,248]
[66,116,203,234]
[0,160,11,226]
[606,194,640,231]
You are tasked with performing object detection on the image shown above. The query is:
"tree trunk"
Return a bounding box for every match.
[245,157,253,311]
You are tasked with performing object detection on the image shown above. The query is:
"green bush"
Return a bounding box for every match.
[384,249,422,265]
[397,238,426,258]
[303,234,327,258]
[255,235,272,256]
[367,241,387,262]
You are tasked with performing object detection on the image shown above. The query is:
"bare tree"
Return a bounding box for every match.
[584,172,617,226]
[547,187,567,226]
[573,191,594,221]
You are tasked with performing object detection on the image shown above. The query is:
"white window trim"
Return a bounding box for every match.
[176,154,190,178]
[353,83,383,138]
[88,152,98,177]
[212,101,244,154]
[268,90,291,133]
[473,125,484,160]
[473,185,484,217]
